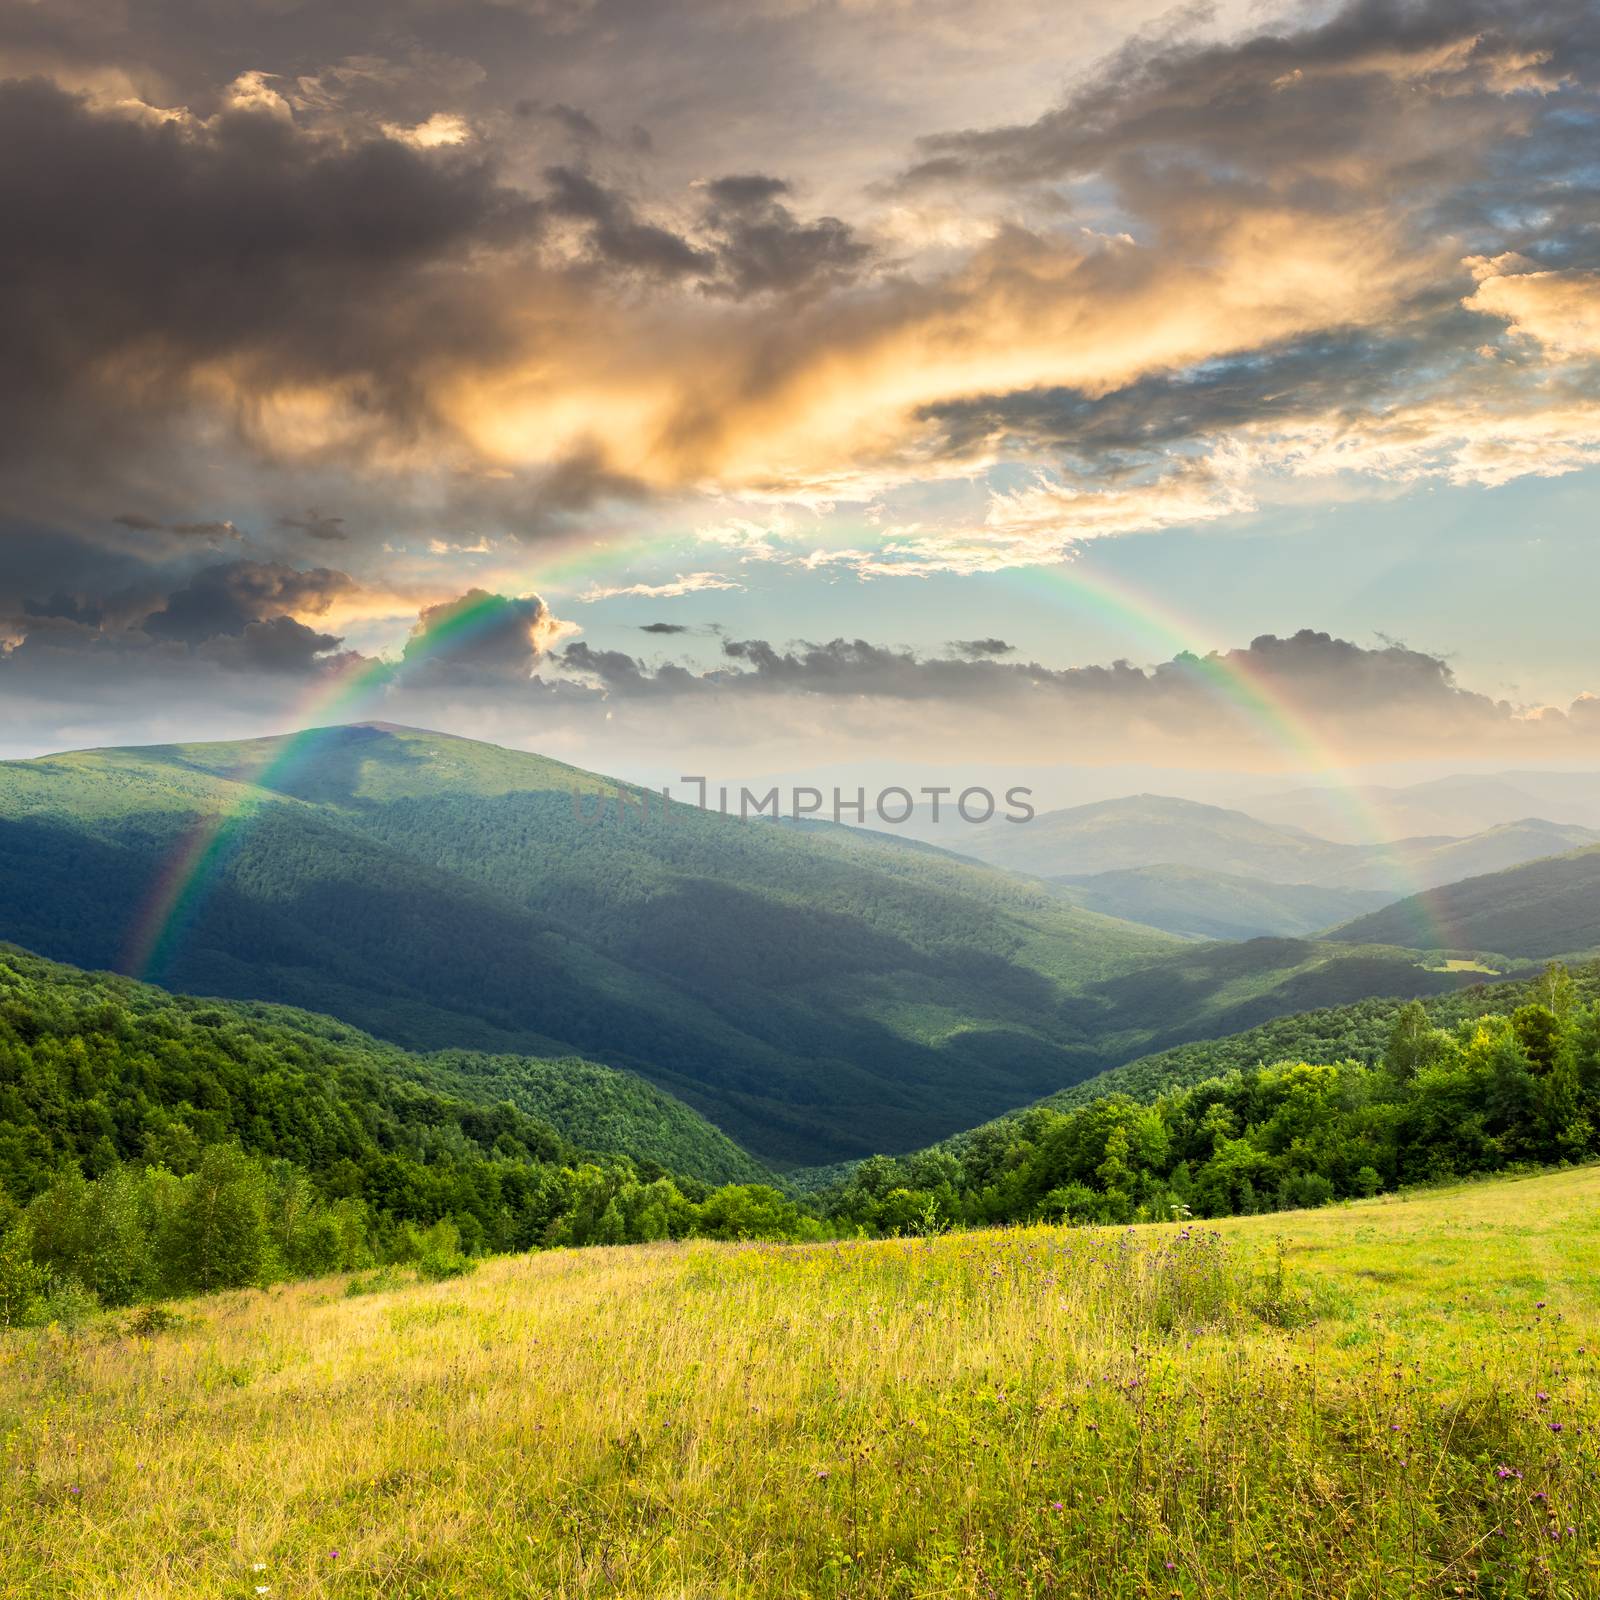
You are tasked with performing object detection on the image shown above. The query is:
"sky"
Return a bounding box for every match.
[4,0,1600,787]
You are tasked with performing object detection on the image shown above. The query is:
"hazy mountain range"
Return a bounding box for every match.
[877,794,1599,940]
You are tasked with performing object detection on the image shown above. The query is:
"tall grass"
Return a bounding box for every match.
[3,1166,1598,1597]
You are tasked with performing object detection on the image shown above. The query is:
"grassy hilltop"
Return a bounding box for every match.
[5,1165,1598,1598]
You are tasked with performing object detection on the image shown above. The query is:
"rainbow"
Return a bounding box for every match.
[123,545,1455,979]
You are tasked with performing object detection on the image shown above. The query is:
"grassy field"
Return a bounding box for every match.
[4,1169,1599,1598]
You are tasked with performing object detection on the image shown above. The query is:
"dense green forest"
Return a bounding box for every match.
[0,947,817,1326]
[820,964,1600,1232]
[0,726,1506,1163]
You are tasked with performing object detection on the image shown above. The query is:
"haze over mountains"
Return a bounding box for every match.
[880,794,1600,940]
[1247,773,1600,843]
[0,724,1511,1166]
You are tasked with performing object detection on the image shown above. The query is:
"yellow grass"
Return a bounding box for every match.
[5,1167,1600,1598]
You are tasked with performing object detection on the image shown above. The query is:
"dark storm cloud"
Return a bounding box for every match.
[914,328,1444,462]
[113,512,242,542]
[698,172,870,300]
[398,588,564,685]
[555,629,1593,754]
[0,76,538,475]
[543,165,714,279]
[901,0,1597,197]
[639,622,691,635]
[197,615,347,674]
[276,510,349,543]
[142,562,360,645]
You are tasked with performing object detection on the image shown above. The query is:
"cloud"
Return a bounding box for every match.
[113,513,242,544]
[639,621,691,634]
[142,561,362,644]
[277,509,349,543]
[197,615,349,674]
[544,627,1600,766]
[951,637,1014,657]
[381,112,472,149]
[580,572,743,600]
[1464,259,1600,359]
[8,0,1600,562]
[0,75,539,510]
[697,173,870,299]
[399,588,576,684]
[542,165,713,279]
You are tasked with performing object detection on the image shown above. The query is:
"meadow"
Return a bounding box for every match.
[4,1167,1599,1599]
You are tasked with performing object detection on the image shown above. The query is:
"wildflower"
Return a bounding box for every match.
[1537,1392,1550,1403]
[1550,1422,1564,1433]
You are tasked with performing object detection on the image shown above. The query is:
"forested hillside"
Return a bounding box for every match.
[991,968,1587,1119]
[1052,864,1390,940]
[1328,844,1600,959]
[822,964,1600,1232]
[0,946,829,1321]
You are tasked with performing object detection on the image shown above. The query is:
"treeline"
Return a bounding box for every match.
[985,967,1600,1123]
[0,948,820,1325]
[821,966,1600,1231]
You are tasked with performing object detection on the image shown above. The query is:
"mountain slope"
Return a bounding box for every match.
[1051,865,1392,940]
[0,724,1179,1164]
[934,965,1594,1149]
[0,943,765,1185]
[1326,844,1600,960]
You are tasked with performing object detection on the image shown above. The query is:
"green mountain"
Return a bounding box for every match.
[1327,845,1600,961]
[0,724,1179,1165]
[1052,865,1391,940]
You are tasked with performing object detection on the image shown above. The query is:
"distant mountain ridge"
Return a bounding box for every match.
[924,794,1598,896]
[1327,844,1600,960]
[1052,865,1392,941]
[1246,771,1600,842]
